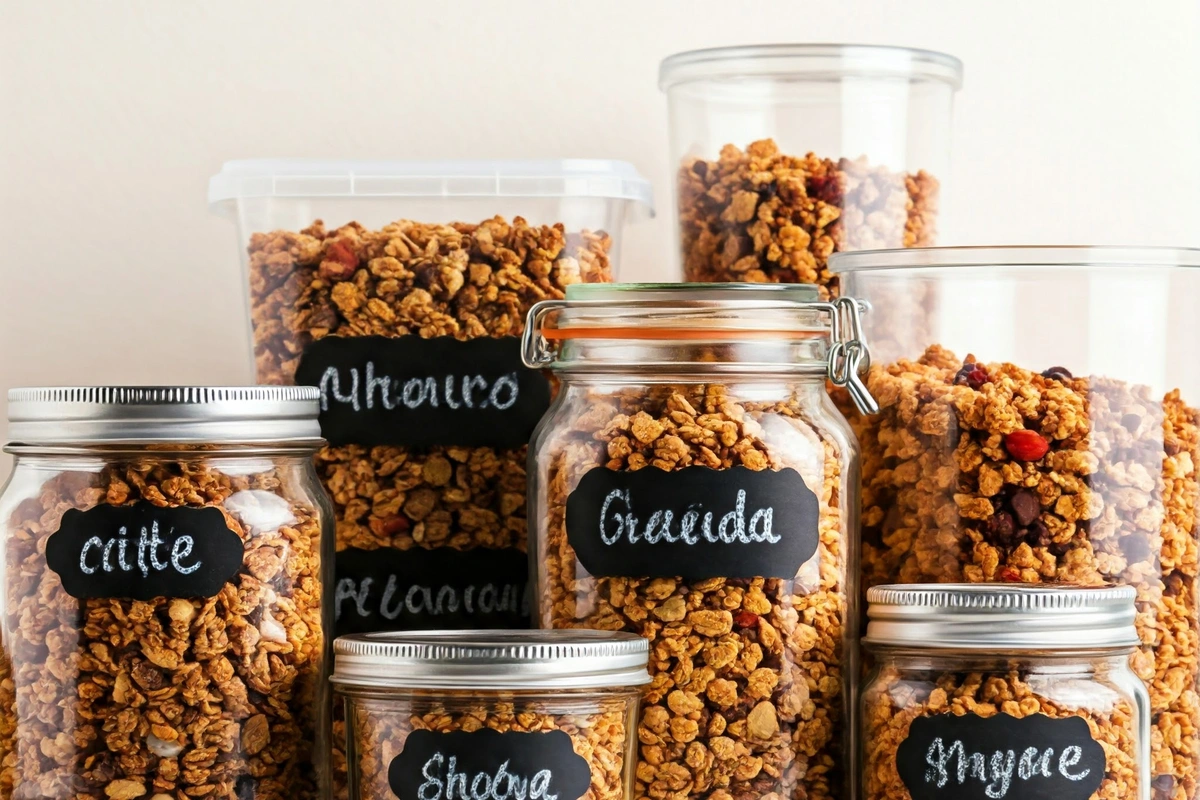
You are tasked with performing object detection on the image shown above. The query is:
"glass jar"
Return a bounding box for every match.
[0,386,334,800]
[862,584,1150,800]
[523,283,877,800]
[830,246,1200,799]
[659,45,962,294]
[331,630,649,800]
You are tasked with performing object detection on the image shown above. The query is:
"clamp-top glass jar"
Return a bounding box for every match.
[523,283,876,800]
[862,584,1150,800]
[0,387,334,800]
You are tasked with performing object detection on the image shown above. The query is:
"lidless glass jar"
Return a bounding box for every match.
[831,246,1200,799]
[660,45,961,294]
[0,387,334,800]
[331,630,649,800]
[523,283,877,800]
[862,584,1150,800]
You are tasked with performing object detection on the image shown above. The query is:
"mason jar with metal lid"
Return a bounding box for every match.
[330,629,649,800]
[862,584,1150,800]
[522,283,876,800]
[0,386,334,800]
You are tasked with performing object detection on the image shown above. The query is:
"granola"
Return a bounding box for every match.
[854,345,1200,800]
[246,215,612,792]
[862,661,1143,800]
[533,383,855,800]
[676,139,939,294]
[345,694,635,800]
[0,454,327,800]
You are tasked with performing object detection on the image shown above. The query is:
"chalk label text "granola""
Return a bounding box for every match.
[565,466,819,580]
[295,335,551,448]
[46,503,245,601]
[390,729,591,800]
[334,547,529,636]
[896,713,1106,800]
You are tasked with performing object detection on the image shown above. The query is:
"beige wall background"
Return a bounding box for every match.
[1,0,1198,468]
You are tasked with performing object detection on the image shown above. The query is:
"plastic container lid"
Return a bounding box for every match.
[331,630,651,690]
[864,583,1140,651]
[830,245,1200,273]
[659,43,963,90]
[208,159,654,218]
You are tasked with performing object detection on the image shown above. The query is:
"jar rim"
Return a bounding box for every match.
[830,244,1200,273]
[659,43,964,91]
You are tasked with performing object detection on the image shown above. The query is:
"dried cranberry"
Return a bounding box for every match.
[1121,413,1143,433]
[734,611,759,629]
[953,361,989,390]
[1004,430,1050,461]
[319,239,360,281]
[1152,774,1176,800]
[998,566,1022,582]
[1009,489,1041,527]
[370,515,411,537]
[1040,366,1073,382]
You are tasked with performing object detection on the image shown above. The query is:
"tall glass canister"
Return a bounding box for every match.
[661,44,961,295]
[832,246,1200,800]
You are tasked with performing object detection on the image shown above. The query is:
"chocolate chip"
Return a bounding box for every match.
[987,512,1018,547]
[757,181,778,200]
[236,776,257,800]
[691,161,708,179]
[1009,489,1041,527]
[1121,413,1142,433]
[1152,774,1175,800]
[1120,534,1153,564]
[1040,366,1073,382]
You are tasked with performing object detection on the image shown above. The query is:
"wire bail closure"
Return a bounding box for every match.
[521,294,878,415]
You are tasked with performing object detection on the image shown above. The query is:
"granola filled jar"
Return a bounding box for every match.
[831,246,1200,799]
[523,283,877,800]
[660,44,961,294]
[862,584,1150,800]
[0,386,334,800]
[331,630,649,800]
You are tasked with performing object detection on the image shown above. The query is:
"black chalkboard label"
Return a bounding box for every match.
[45,504,244,601]
[896,713,1106,800]
[294,335,551,448]
[333,547,529,636]
[564,465,819,581]
[389,729,591,800]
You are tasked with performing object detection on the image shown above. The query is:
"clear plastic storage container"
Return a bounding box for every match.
[523,283,876,800]
[831,246,1200,800]
[660,45,961,294]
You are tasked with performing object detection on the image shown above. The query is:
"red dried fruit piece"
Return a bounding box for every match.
[1004,430,1050,461]
[998,566,1022,582]
[319,240,359,281]
[954,361,989,390]
[734,611,759,629]
[369,515,410,537]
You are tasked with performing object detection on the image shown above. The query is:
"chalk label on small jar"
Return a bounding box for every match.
[389,729,591,800]
[564,465,819,580]
[896,713,1106,800]
[333,547,529,636]
[294,335,551,448]
[45,504,244,601]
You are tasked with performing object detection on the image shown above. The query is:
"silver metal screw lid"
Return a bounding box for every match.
[6,386,323,446]
[864,584,1140,651]
[331,630,651,690]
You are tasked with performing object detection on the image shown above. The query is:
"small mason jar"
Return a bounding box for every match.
[0,386,334,800]
[862,584,1150,800]
[331,629,649,800]
[522,283,877,800]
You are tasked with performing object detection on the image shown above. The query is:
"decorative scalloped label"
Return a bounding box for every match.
[389,729,591,800]
[564,465,819,580]
[46,504,244,600]
[333,547,529,636]
[294,335,551,448]
[896,713,1106,800]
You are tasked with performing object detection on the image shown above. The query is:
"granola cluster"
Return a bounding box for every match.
[346,694,635,800]
[862,661,1143,800]
[0,455,327,799]
[246,215,613,791]
[534,384,854,800]
[676,138,939,294]
[854,345,1200,800]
